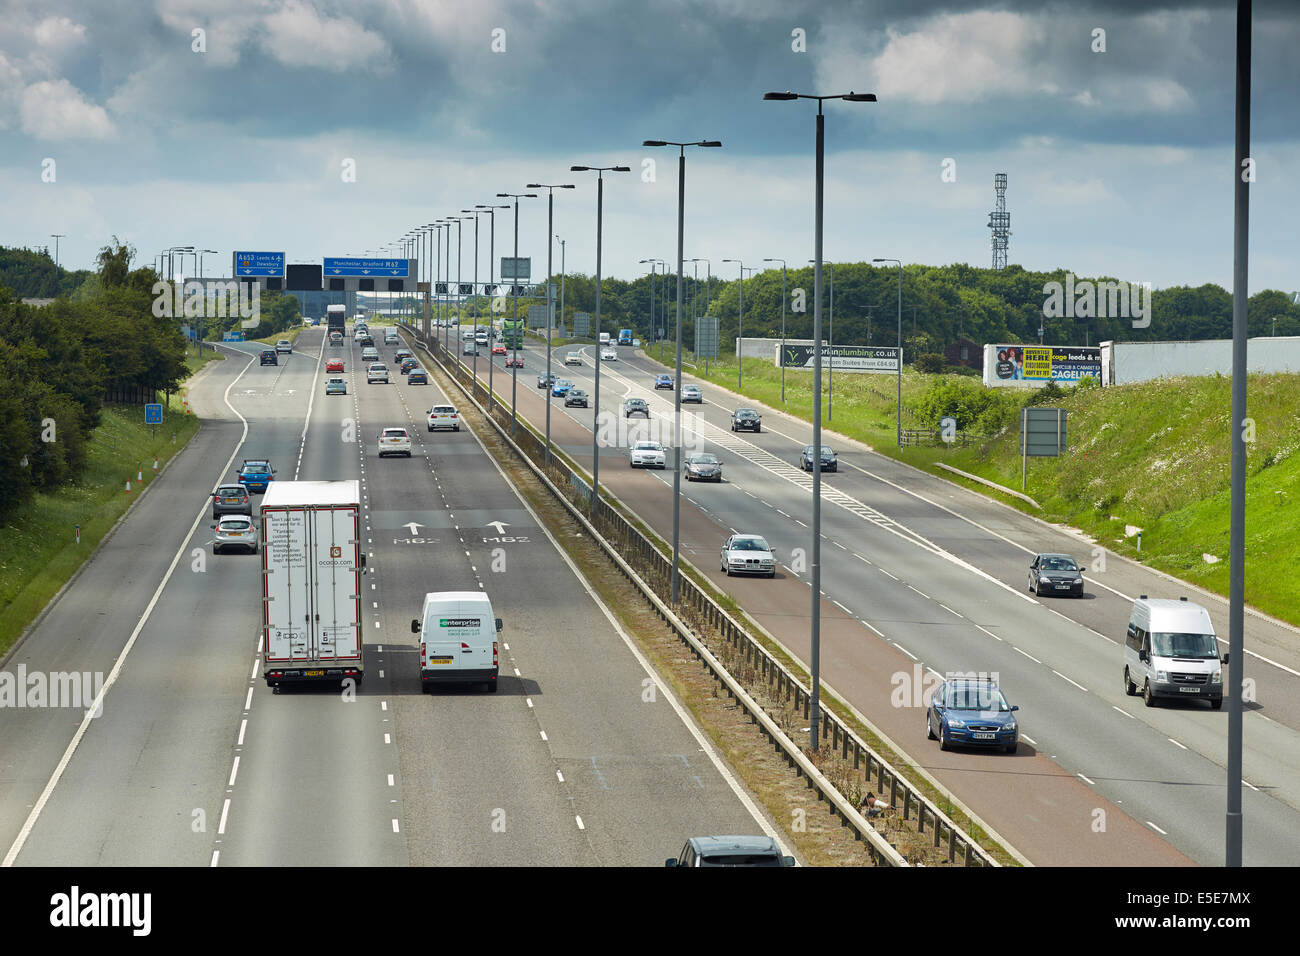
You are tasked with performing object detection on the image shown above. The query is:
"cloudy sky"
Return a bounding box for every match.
[2,0,1297,294]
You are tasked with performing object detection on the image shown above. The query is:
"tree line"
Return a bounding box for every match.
[0,239,189,525]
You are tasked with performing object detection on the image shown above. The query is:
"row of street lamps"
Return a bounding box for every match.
[384,91,878,754]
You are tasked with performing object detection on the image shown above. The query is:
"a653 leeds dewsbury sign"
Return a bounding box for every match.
[781,344,900,373]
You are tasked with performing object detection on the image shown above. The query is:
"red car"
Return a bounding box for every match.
[491,343,507,356]
[505,356,524,368]
[326,358,344,372]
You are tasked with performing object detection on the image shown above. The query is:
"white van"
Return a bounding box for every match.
[1124,596,1227,709]
[599,331,611,346]
[412,591,502,692]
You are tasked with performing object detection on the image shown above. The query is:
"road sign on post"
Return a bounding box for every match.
[1021,407,1067,489]
[696,315,720,358]
[501,257,531,282]
[145,403,163,425]
[322,257,410,278]
[573,312,590,338]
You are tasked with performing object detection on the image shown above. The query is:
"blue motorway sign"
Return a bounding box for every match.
[323,257,410,278]
[233,251,285,277]
[144,403,163,425]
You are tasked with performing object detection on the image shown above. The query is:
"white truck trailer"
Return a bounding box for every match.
[260,480,366,687]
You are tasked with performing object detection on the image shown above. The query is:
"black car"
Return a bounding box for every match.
[1028,553,1085,597]
[259,349,277,365]
[624,398,650,418]
[684,453,722,482]
[537,372,557,389]
[359,334,374,347]
[564,388,589,408]
[731,408,761,433]
[800,444,837,472]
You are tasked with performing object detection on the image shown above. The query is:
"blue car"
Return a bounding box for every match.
[407,368,428,384]
[927,679,1020,754]
[800,444,837,472]
[237,459,275,494]
[552,379,574,397]
[654,373,673,389]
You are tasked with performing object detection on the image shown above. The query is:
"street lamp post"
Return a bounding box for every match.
[570,166,629,522]
[874,258,904,447]
[765,88,876,752]
[462,209,486,404]
[763,258,788,401]
[525,186,571,450]
[723,259,745,387]
[494,195,538,425]
[643,139,722,603]
[558,236,566,339]
[50,234,65,270]
[809,259,834,419]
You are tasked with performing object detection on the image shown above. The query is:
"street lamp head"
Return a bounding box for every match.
[568,166,589,172]
[699,141,722,147]
[842,92,878,102]
[610,167,630,173]
[763,91,798,100]
[642,140,666,147]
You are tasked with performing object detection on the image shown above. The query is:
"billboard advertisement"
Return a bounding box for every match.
[780,344,900,373]
[984,345,1101,388]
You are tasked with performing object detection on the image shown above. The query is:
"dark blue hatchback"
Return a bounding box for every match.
[927,679,1019,754]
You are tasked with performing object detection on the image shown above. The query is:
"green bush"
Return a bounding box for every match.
[916,353,946,374]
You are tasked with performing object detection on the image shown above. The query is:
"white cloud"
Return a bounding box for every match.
[32,15,88,53]
[20,79,114,140]
[260,0,390,71]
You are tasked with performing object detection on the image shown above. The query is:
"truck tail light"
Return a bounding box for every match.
[420,642,425,664]
[493,641,498,666]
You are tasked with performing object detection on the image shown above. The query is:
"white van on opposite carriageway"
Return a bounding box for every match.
[412,591,503,693]
[1124,596,1228,709]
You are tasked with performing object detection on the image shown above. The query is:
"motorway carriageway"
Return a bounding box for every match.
[0,327,786,867]
[424,329,1300,867]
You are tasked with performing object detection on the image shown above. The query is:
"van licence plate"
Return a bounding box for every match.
[1179,686,1201,693]
[428,657,453,665]
[305,670,324,677]
[973,732,995,740]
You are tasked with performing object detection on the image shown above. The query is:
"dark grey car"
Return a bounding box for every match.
[1028,553,1085,597]
[684,453,722,482]
[212,483,253,519]
[666,835,794,867]
[731,408,761,432]
[624,398,650,418]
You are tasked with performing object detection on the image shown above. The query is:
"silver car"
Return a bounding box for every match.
[720,534,776,578]
[684,453,722,482]
[367,363,389,383]
[682,384,703,403]
[212,515,258,554]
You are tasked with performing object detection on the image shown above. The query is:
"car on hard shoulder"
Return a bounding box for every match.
[684,453,722,482]
[325,377,347,395]
[275,339,292,354]
[378,427,413,458]
[552,379,575,397]
[326,358,344,373]
[400,358,420,375]
[492,343,507,356]
[260,349,278,366]
[654,373,673,389]
[1028,553,1085,597]
[720,534,776,577]
[800,444,837,472]
[623,397,649,418]
[407,367,428,385]
[537,372,556,389]
[211,483,252,519]
[629,440,666,469]
[237,459,275,493]
[367,363,389,383]
[212,515,258,555]
[361,346,380,362]
[731,408,761,433]
[427,405,460,432]
[564,388,588,408]
[927,678,1020,754]
[666,836,794,867]
[682,384,703,404]
[565,351,583,366]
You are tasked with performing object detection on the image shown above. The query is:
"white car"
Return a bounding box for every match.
[720,534,776,578]
[629,440,666,469]
[682,384,703,403]
[378,427,412,458]
[367,363,389,383]
[427,405,460,432]
[565,351,583,366]
[600,348,617,361]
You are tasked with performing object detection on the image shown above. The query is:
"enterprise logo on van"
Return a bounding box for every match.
[440,618,480,628]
